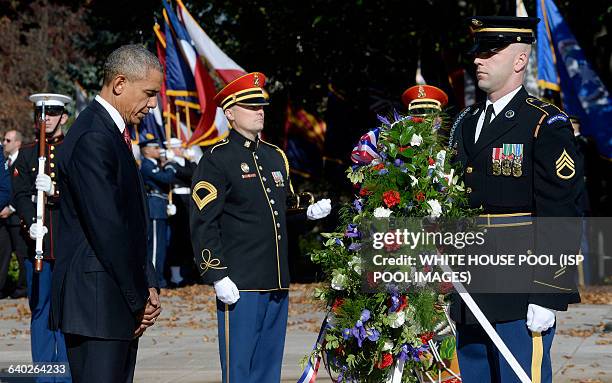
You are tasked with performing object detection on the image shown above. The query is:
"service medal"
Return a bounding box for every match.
[271,171,284,187]
[492,147,502,176]
[501,144,512,176]
[512,144,523,177]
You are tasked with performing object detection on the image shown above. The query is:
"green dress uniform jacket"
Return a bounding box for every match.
[190,129,301,291]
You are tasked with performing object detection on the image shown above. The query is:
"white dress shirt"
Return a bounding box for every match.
[95,95,126,134]
[474,86,522,143]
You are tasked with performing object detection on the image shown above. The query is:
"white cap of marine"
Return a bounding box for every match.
[29,93,72,107]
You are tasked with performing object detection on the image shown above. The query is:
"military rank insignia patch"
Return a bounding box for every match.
[240,162,250,173]
[192,181,217,210]
[271,171,284,187]
[555,149,575,179]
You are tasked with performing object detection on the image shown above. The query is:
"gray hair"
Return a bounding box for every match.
[103,44,162,85]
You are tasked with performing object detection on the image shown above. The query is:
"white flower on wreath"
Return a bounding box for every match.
[382,340,394,351]
[427,199,443,218]
[410,133,423,147]
[409,175,419,187]
[348,256,361,274]
[331,271,348,291]
[388,311,406,328]
[373,207,393,218]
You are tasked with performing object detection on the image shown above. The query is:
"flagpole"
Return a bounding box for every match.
[165,102,172,142]
[175,104,181,139]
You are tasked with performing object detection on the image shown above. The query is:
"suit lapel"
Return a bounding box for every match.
[471,87,527,158]
[91,100,148,223]
[461,104,483,158]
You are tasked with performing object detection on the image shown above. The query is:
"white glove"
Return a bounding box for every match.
[166,203,177,216]
[35,174,54,196]
[184,148,195,161]
[165,150,176,161]
[307,198,332,220]
[526,303,556,333]
[214,276,240,305]
[29,223,48,240]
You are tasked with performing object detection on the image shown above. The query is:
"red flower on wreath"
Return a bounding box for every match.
[331,298,345,313]
[376,353,394,369]
[372,163,385,171]
[359,187,372,196]
[411,117,424,123]
[439,281,454,294]
[415,191,425,202]
[420,331,435,345]
[398,146,410,152]
[428,157,436,166]
[382,190,401,207]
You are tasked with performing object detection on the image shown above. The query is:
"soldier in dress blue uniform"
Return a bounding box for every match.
[449,17,582,383]
[164,138,197,288]
[189,72,331,383]
[140,136,178,288]
[12,93,72,381]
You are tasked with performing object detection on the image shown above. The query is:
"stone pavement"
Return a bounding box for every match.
[0,284,610,383]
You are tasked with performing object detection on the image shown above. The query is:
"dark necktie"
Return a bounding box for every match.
[480,104,495,138]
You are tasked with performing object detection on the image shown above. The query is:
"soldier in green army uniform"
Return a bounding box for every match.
[449,16,582,383]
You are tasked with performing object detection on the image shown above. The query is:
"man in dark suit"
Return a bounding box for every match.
[0,130,27,299]
[51,44,163,383]
[450,17,581,383]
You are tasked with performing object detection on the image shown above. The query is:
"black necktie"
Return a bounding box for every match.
[480,104,493,135]
[480,104,495,137]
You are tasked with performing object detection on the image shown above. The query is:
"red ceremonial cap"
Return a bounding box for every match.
[213,72,269,111]
[401,85,448,114]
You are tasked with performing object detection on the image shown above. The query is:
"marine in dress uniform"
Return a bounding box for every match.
[12,93,72,381]
[164,138,197,288]
[449,17,582,383]
[189,72,331,383]
[140,137,178,288]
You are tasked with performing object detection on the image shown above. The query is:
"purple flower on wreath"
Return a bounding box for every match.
[345,224,360,238]
[394,158,404,167]
[349,309,380,347]
[334,238,344,246]
[342,328,351,340]
[377,114,391,126]
[348,242,362,252]
[392,109,401,122]
[397,343,427,362]
[378,168,389,175]
[353,199,363,213]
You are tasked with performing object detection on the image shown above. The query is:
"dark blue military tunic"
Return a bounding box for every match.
[190,129,294,291]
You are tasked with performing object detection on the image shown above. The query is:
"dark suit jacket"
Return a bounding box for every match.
[0,148,10,209]
[50,99,158,340]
